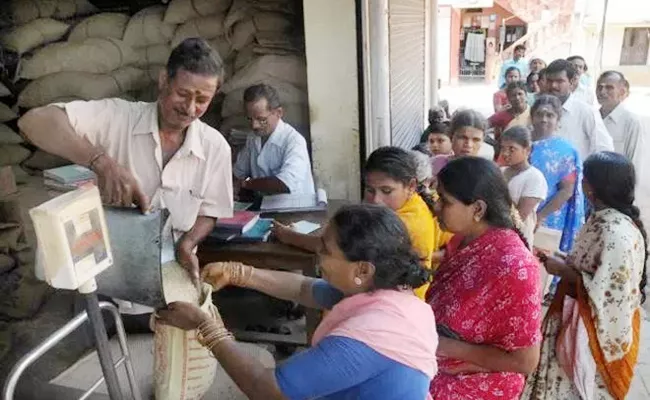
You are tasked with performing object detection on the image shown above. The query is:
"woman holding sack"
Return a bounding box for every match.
[157,204,438,400]
[522,152,648,400]
[427,157,543,400]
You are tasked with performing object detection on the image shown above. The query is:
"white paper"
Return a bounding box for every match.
[291,221,321,235]
[261,189,328,211]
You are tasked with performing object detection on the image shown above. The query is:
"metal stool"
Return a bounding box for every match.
[3,301,141,400]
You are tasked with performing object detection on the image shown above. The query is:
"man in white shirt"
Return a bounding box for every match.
[19,39,233,322]
[567,55,596,106]
[597,71,645,176]
[233,84,315,196]
[498,44,528,88]
[545,59,613,161]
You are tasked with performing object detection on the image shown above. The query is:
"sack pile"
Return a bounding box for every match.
[13,8,150,108]
[218,0,309,138]
[1,0,310,148]
[0,102,29,176]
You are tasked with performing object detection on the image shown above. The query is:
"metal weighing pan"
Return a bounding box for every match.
[95,207,170,309]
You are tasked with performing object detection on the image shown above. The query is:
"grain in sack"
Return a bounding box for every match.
[0,104,18,123]
[18,67,146,108]
[123,6,176,48]
[0,18,69,55]
[171,14,227,48]
[208,37,232,61]
[20,38,137,80]
[0,125,23,145]
[134,44,172,68]
[0,84,10,98]
[222,79,307,117]
[9,0,97,25]
[222,55,307,93]
[164,0,233,24]
[68,13,129,42]
[153,261,218,400]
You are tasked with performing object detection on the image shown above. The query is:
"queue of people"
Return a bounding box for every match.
[16,36,648,399]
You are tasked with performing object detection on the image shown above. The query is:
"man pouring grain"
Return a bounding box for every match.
[18,38,233,327]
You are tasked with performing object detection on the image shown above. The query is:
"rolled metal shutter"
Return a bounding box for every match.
[388,0,426,149]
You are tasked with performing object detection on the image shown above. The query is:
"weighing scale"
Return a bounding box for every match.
[2,186,168,400]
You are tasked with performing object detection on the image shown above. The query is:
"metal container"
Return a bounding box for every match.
[95,207,170,308]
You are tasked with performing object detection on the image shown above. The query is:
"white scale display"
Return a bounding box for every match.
[30,186,113,292]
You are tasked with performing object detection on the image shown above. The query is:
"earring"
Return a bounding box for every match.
[353,277,362,286]
[474,215,481,222]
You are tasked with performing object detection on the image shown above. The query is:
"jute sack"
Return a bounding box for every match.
[0,18,69,55]
[0,104,18,123]
[229,18,255,51]
[234,45,256,71]
[222,79,307,118]
[222,55,307,93]
[255,31,303,52]
[252,12,293,33]
[20,38,137,80]
[18,67,147,108]
[224,0,297,34]
[134,44,171,67]
[9,0,57,25]
[0,84,10,98]
[153,262,218,400]
[208,37,232,61]
[21,150,71,171]
[9,0,96,25]
[0,145,31,166]
[52,0,98,20]
[171,14,227,47]
[0,125,23,145]
[164,0,232,25]
[123,6,176,48]
[68,13,129,43]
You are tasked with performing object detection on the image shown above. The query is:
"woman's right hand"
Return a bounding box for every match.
[201,262,254,291]
[271,221,294,244]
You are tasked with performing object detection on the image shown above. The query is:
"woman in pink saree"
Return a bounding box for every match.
[427,157,543,399]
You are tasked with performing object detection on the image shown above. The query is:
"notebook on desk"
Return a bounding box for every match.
[260,189,328,213]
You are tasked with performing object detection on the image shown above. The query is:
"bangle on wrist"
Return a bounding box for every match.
[88,151,106,170]
[196,319,234,356]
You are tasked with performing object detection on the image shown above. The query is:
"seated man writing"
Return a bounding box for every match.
[233,84,315,196]
[18,38,233,328]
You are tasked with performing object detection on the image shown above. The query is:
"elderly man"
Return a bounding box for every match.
[597,71,644,176]
[233,84,314,196]
[545,59,613,161]
[19,38,233,319]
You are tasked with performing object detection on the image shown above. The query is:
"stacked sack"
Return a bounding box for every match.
[218,0,310,142]
[0,87,30,182]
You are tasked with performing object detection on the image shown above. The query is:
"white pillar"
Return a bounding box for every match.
[361,0,392,153]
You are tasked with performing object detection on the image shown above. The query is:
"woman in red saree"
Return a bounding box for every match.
[427,157,543,399]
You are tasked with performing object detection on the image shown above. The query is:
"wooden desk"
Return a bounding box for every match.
[197,201,346,347]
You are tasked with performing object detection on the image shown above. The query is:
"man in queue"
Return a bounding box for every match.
[544,59,613,161]
[233,84,315,196]
[597,71,645,177]
[18,38,233,325]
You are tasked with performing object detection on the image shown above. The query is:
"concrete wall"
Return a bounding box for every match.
[303,0,361,201]
[580,24,650,85]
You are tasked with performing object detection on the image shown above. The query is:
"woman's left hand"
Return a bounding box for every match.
[440,362,490,375]
[156,302,211,331]
[541,255,566,276]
